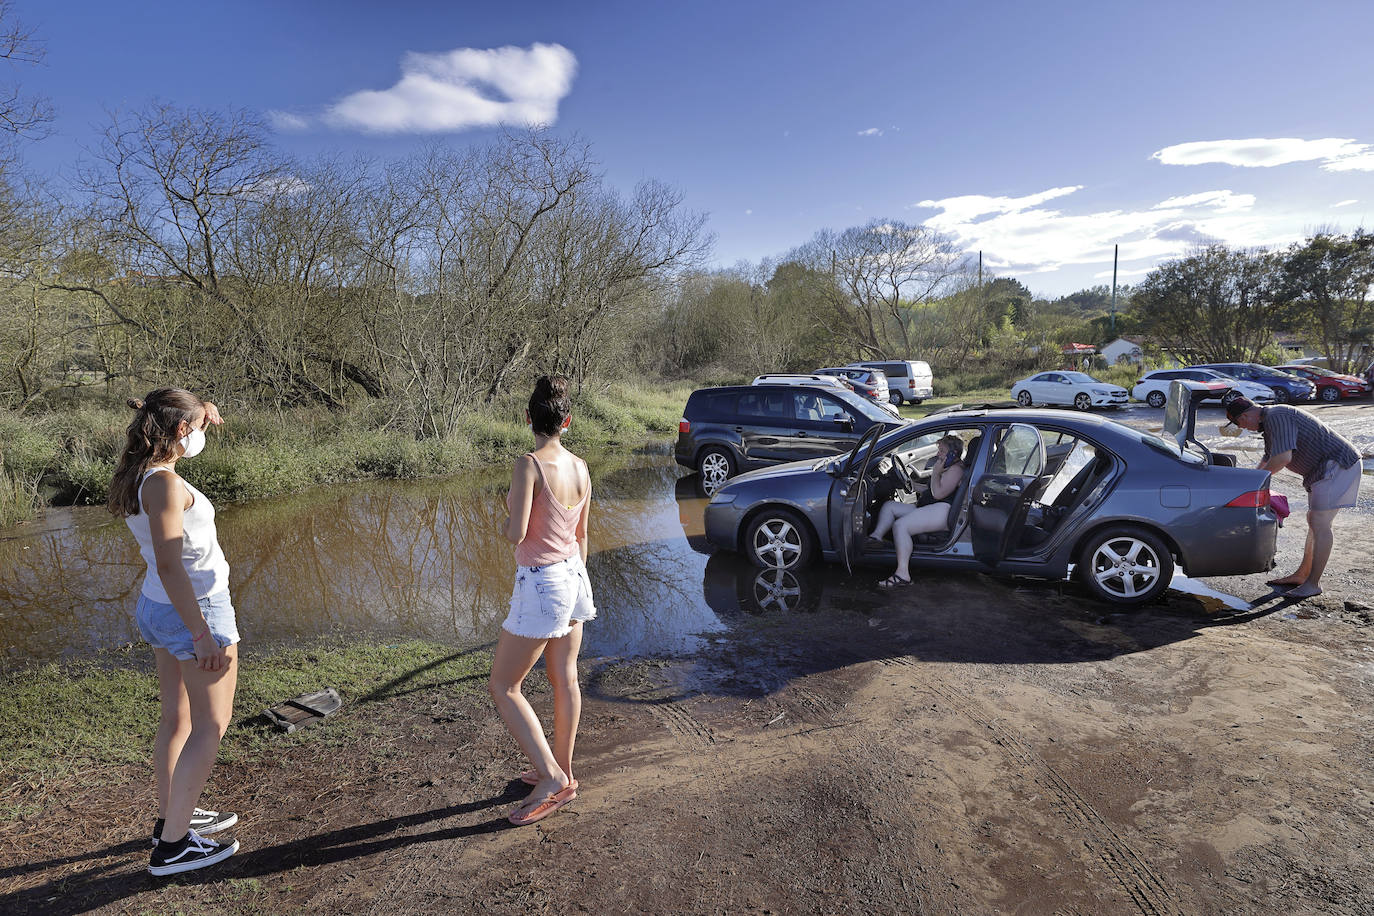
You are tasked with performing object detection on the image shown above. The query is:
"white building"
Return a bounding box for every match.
[1100,337,1144,365]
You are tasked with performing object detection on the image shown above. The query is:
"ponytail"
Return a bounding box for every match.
[107,388,204,517]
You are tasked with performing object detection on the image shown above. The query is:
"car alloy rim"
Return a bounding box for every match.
[1017,391,1031,406]
[1147,391,1165,407]
[1322,387,1339,401]
[1090,536,1161,599]
[701,452,730,485]
[1075,393,1091,410]
[753,517,802,568]
[752,568,802,612]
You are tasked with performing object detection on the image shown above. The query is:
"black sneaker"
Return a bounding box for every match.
[151,808,238,846]
[148,828,239,876]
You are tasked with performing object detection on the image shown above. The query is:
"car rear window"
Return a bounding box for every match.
[689,390,737,418]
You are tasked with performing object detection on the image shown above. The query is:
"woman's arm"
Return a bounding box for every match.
[143,473,226,671]
[503,455,537,545]
[575,461,592,564]
[929,463,964,501]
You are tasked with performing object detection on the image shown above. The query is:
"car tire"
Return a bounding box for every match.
[745,507,815,571]
[889,391,904,406]
[1320,386,1340,403]
[1145,390,1166,409]
[1271,387,1290,404]
[1078,526,1174,606]
[697,446,736,492]
[1073,392,1092,411]
[1016,390,1033,407]
[910,398,923,405]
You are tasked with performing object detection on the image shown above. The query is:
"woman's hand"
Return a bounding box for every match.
[192,627,227,672]
[202,402,224,427]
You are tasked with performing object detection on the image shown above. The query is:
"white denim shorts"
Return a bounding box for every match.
[503,555,597,640]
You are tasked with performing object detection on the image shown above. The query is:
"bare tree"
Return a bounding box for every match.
[795,219,962,358]
[0,0,51,140]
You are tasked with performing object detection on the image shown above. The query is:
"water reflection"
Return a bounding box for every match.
[0,457,724,660]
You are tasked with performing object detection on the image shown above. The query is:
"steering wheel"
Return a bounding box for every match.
[888,452,913,488]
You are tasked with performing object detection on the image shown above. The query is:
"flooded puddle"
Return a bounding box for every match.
[0,453,1257,662]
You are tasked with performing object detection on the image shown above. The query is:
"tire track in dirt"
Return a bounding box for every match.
[647,698,718,745]
[876,656,1189,916]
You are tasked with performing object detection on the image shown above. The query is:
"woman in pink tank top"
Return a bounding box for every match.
[490,375,596,826]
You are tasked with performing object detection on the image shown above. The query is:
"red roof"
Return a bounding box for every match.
[1061,343,1097,353]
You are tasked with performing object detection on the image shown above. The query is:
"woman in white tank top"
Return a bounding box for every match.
[108,388,241,876]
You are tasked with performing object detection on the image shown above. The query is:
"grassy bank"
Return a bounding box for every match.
[0,638,493,822]
[0,381,694,527]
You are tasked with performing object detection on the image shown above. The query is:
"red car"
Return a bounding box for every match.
[1274,364,1372,402]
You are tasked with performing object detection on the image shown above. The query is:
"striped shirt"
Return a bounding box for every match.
[1259,405,1360,489]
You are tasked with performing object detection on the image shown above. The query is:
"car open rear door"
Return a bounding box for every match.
[969,423,1046,567]
[837,423,886,575]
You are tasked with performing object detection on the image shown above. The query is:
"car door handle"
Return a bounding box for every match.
[796,431,809,437]
[734,426,744,433]
[1005,484,1022,494]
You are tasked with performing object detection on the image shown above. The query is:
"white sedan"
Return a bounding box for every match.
[1011,371,1129,410]
[1131,368,1275,408]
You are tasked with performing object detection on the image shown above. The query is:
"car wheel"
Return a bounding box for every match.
[1271,387,1290,404]
[889,391,904,406]
[697,447,735,492]
[1016,390,1033,407]
[1320,386,1340,403]
[1073,392,1092,411]
[745,508,815,571]
[1078,527,1174,605]
[1145,390,1166,409]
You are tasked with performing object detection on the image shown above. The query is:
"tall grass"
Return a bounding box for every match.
[0,380,697,525]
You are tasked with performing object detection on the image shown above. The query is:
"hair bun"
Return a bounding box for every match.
[127,397,145,410]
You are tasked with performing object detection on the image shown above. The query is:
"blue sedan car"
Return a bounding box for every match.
[703,384,1279,605]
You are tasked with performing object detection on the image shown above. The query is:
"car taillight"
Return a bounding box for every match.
[678,418,690,434]
[1226,489,1271,508]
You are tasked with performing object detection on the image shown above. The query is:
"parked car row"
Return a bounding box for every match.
[1011,359,1374,410]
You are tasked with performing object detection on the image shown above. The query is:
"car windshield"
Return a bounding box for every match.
[1291,366,1335,377]
[828,386,903,423]
[1061,372,1097,383]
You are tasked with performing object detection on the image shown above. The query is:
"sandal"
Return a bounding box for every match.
[878,574,912,588]
[508,782,578,826]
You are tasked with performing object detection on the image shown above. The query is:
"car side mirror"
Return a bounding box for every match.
[834,416,854,430]
[1061,379,1072,384]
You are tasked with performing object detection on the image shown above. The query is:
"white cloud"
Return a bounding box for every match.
[321,43,577,133]
[857,127,882,137]
[1092,266,1154,280]
[914,185,1323,276]
[1333,199,1359,208]
[745,209,753,215]
[267,110,309,132]
[1153,137,1374,172]
[1152,190,1255,212]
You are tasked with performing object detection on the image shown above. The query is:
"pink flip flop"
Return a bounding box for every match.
[508,782,578,826]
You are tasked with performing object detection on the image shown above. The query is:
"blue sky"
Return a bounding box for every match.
[18,0,1374,295]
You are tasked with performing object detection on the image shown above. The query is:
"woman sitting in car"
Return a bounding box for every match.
[869,434,965,588]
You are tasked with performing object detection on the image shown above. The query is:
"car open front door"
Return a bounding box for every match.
[837,423,886,575]
[969,423,1046,568]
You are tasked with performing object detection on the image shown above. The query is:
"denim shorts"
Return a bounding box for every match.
[503,555,597,640]
[135,590,240,661]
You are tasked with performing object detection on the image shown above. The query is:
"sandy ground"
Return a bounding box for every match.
[4,402,1373,915]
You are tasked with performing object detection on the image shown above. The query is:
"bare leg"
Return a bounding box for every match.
[160,645,237,842]
[153,649,191,819]
[871,500,915,539]
[891,504,952,582]
[488,630,568,811]
[1289,509,1337,598]
[543,622,584,785]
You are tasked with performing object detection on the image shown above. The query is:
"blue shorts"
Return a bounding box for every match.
[135,591,240,661]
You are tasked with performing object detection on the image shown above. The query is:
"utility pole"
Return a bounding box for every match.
[978,250,983,288]
[1109,243,1118,336]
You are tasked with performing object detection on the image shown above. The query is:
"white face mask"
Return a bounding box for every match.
[179,427,206,459]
